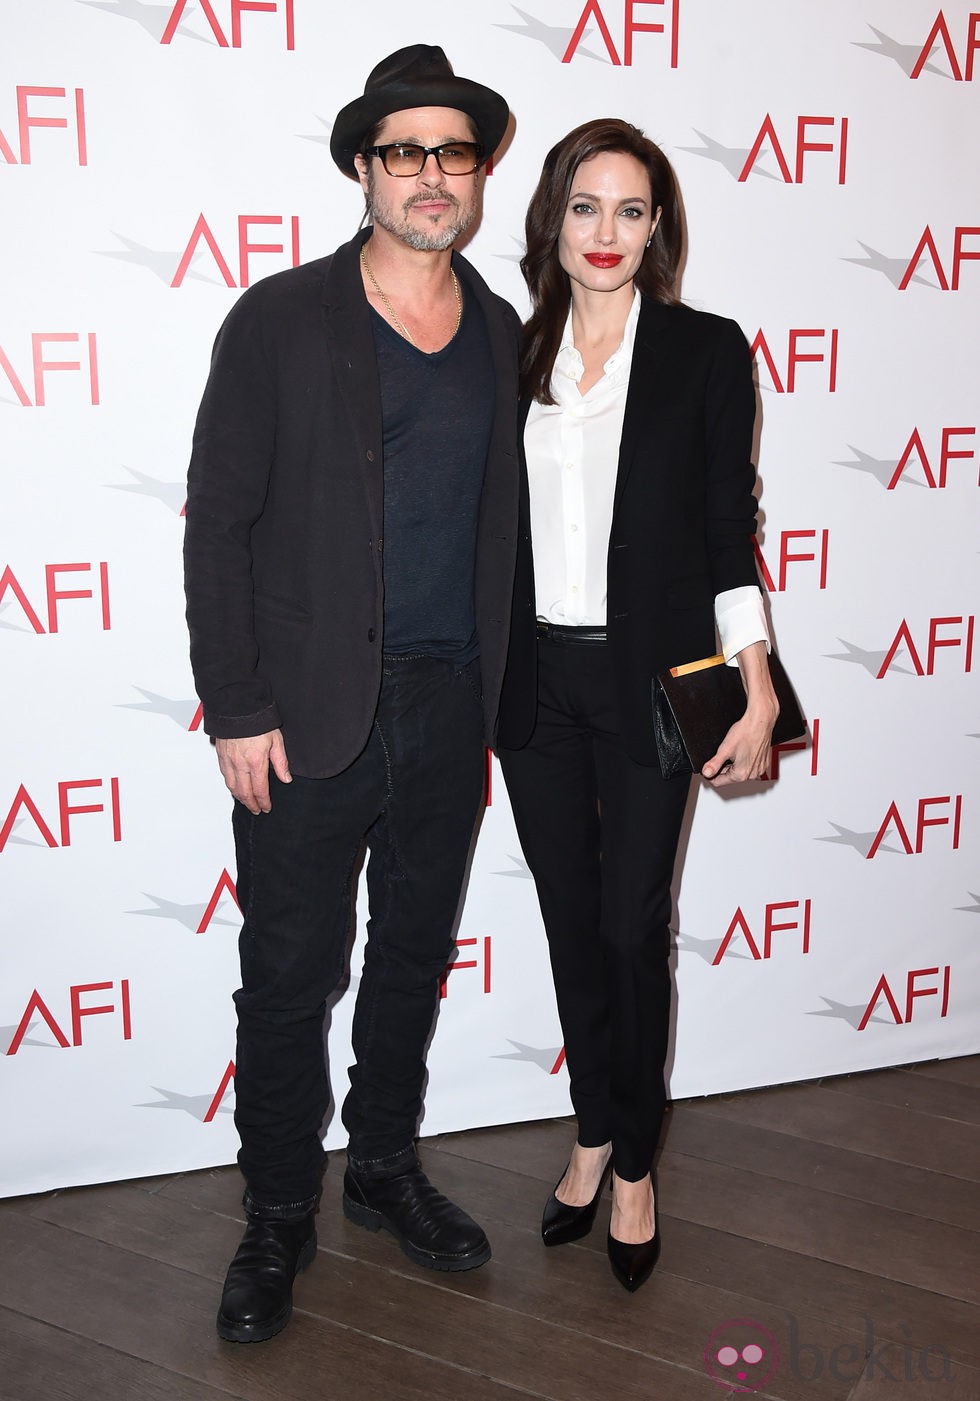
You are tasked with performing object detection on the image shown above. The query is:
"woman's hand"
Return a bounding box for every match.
[701,641,779,787]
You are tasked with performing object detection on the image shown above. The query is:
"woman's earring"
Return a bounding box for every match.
[646,237,652,247]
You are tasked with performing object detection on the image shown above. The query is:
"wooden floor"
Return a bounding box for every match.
[2,1058,978,1401]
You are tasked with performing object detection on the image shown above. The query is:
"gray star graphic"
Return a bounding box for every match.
[495,6,604,62]
[117,688,198,728]
[956,892,980,915]
[76,0,200,42]
[674,929,749,964]
[816,822,901,857]
[677,130,779,183]
[128,893,239,931]
[494,236,525,267]
[493,854,533,879]
[107,466,187,513]
[0,601,36,634]
[842,242,934,290]
[807,996,890,1030]
[492,1039,564,1072]
[852,26,944,79]
[832,445,924,490]
[824,638,912,677]
[299,116,333,147]
[1,1021,61,1053]
[137,1086,233,1118]
[1,817,47,848]
[96,233,211,285]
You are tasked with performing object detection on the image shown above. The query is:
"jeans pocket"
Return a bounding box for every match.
[455,657,483,705]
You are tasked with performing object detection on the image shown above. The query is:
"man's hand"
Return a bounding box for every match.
[701,641,779,787]
[215,730,291,814]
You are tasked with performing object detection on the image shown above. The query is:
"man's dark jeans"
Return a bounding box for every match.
[230,655,485,1211]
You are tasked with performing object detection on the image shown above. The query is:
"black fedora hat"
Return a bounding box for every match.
[330,44,510,177]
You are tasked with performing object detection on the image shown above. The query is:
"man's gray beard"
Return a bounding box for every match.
[366,174,477,251]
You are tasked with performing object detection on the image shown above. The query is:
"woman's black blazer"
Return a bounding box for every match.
[497,296,761,767]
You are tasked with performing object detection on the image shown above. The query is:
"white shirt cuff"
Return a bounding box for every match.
[715,586,771,666]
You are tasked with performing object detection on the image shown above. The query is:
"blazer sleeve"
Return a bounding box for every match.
[702,317,760,594]
[183,288,282,738]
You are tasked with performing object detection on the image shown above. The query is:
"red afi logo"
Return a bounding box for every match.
[900,226,980,290]
[877,617,975,678]
[6,980,132,1054]
[738,115,848,184]
[889,427,977,489]
[867,795,963,859]
[858,967,951,1029]
[0,562,111,635]
[0,86,87,165]
[161,0,295,49]
[751,328,838,394]
[172,214,301,288]
[0,334,100,406]
[563,0,679,67]
[911,11,979,79]
[712,900,812,966]
[754,531,829,593]
[0,778,122,853]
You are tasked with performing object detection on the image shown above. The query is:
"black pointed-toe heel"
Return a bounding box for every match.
[607,1174,661,1292]
[606,1228,661,1292]
[541,1158,612,1247]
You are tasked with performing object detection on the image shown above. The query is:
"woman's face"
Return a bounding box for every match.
[557,150,660,296]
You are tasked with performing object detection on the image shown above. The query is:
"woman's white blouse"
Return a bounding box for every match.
[525,292,770,664]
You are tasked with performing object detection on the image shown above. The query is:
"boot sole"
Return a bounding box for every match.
[216,1232,317,1343]
[342,1193,491,1272]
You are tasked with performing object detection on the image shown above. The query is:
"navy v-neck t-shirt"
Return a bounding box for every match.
[370,288,494,664]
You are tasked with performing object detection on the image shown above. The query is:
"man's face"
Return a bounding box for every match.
[355,106,483,252]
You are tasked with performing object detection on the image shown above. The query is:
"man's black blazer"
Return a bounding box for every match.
[497,297,761,767]
[184,230,521,779]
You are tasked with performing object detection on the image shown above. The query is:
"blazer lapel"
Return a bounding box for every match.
[320,231,385,541]
[613,297,671,515]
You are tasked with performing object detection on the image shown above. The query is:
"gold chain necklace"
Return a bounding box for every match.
[360,247,461,348]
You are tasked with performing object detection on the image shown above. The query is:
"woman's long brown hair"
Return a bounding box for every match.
[520,118,682,404]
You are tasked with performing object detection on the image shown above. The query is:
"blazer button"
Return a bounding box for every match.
[366,449,375,462]
[368,628,376,642]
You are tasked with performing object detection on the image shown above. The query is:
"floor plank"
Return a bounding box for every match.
[906,1055,980,1090]
[664,1104,980,1231]
[0,1307,240,1401]
[690,1079,980,1179]
[658,1147,978,1303]
[819,1067,980,1124]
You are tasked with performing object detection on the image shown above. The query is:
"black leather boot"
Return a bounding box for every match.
[343,1149,490,1272]
[216,1200,318,1343]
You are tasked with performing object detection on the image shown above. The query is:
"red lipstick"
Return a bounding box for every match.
[584,253,624,268]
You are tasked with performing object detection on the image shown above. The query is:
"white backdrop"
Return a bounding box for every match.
[3,0,978,1198]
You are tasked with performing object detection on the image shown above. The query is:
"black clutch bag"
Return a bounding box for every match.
[652,651,806,780]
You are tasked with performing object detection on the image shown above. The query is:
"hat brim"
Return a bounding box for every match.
[330,75,510,177]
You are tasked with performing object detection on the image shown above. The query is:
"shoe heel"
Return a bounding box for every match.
[296,1232,318,1273]
[343,1192,382,1232]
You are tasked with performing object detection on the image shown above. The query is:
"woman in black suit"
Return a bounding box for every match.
[497,119,778,1291]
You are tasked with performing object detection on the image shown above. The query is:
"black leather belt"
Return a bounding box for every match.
[536,621,607,645]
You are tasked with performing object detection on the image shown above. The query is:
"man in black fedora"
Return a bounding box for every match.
[184,46,518,1341]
